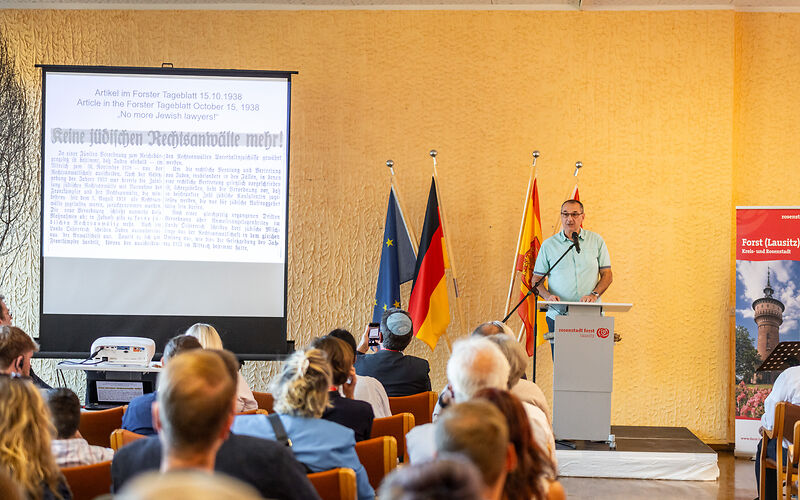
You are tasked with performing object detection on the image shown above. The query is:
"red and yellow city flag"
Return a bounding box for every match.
[572,185,582,228]
[408,178,450,350]
[516,177,549,356]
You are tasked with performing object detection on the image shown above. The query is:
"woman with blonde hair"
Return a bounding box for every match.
[0,375,71,500]
[232,348,374,500]
[185,323,257,412]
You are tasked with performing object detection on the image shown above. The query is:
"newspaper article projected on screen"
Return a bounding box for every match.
[40,68,293,357]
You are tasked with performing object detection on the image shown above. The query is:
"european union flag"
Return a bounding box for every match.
[372,188,417,323]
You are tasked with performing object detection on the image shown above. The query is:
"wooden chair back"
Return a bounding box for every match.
[307,468,357,500]
[354,435,397,489]
[371,412,415,462]
[252,392,275,413]
[79,406,126,448]
[110,428,146,451]
[759,401,800,500]
[387,391,437,426]
[547,480,567,500]
[61,460,112,500]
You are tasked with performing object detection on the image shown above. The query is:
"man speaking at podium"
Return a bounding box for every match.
[532,200,613,351]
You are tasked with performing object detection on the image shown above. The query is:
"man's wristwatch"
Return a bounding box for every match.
[590,291,600,298]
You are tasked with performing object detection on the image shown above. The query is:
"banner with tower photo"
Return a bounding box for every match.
[735,207,800,455]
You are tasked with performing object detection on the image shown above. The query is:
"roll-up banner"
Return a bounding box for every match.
[735,207,800,456]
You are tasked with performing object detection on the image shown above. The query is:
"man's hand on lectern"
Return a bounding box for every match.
[579,294,598,303]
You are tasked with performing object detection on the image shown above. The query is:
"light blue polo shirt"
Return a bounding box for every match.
[533,228,611,320]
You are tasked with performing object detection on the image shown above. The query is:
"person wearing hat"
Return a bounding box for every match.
[355,308,431,397]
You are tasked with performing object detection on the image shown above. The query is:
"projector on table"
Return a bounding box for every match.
[90,337,156,366]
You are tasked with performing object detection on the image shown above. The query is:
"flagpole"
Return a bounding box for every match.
[551,160,582,236]
[504,151,539,318]
[386,160,419,256]
[430,150,459,351]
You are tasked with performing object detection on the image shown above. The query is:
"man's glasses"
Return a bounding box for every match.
[561,212,584,219]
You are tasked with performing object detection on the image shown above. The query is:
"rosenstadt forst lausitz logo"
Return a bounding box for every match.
[596,328,610,339]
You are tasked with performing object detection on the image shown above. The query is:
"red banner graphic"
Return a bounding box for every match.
[736,208,800,261]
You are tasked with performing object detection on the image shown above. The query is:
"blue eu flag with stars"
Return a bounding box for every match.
[372,188,417,323]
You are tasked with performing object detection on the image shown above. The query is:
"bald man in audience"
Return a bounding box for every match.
[434,400,516,500]
[112,349,320,500]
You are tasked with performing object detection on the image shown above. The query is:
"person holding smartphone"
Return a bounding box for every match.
[354,308,431,398]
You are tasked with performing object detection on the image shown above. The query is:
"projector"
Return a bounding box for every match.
[90,337,156,366]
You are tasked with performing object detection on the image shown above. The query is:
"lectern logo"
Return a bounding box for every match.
[597,328,610,339]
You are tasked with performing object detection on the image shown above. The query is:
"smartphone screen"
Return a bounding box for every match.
[368,323,380,346]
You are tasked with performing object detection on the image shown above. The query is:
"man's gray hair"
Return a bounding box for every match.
[446,336,510,402]
[485,334,527,388]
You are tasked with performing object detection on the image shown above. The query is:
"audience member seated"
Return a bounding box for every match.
[328,328,392,418]
[311,335,374,441]
[756,364,800,500]
[0,374,71,500]
[434,400,516,500]
[0,325,51,389]
[47,387,115,468]
[117,470,262,500]
[355,308,431,397]
[433,327,550,422]
[470,321,513,338]
[112,349,319,500]
[432,320,513,418]
[0,294,50,389]
[185,323,258,412]
[232,348,374,500]
[430,335,556,465]
[406,336,510,463]
[154,349,238,473]
[122,335,202,435]
[378,456,484,500]
[475,388,559,500]
[485,334,550,424]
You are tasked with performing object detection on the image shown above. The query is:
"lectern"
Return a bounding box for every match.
[540,300,632,441]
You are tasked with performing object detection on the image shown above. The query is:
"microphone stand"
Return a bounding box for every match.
[503,238,578,384]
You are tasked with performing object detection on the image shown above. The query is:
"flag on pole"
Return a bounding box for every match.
[372,187,417,323]
[571,185,582,228]
[516,177,549,356]
[408,178,450,350]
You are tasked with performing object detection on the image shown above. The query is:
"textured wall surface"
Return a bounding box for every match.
[0,8,739,442]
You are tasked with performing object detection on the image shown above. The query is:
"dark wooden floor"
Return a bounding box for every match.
[559,451,756,499]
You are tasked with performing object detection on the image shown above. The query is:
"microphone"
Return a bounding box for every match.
[571,232,581,254]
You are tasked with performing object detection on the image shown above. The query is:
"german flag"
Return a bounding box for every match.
[408,179,450,350]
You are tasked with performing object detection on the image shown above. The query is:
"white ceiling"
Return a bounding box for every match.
[1,0,798,11]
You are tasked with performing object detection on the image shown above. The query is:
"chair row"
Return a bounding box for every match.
[760,401,800,500]
[63,429,399,500]
[79,390,436,452]
[78,405,269,448]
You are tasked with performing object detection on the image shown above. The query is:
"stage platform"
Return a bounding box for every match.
[555,426,719,481]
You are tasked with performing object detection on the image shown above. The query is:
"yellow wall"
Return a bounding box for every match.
[2,7,776,444]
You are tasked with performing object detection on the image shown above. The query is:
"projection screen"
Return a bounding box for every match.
[38,65,295,359]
